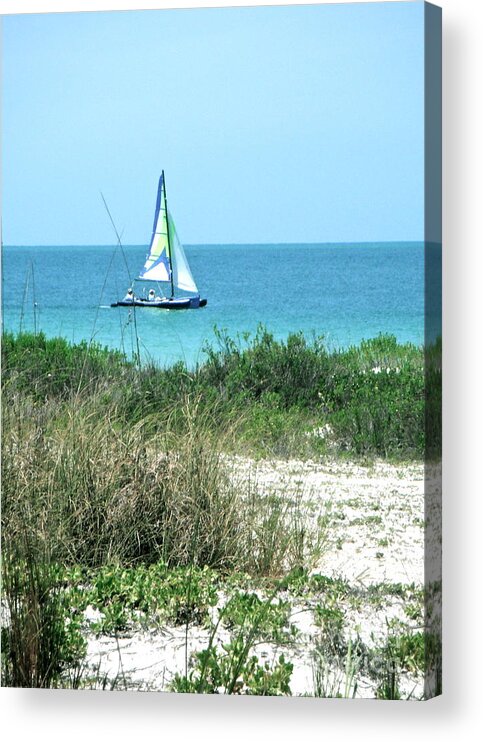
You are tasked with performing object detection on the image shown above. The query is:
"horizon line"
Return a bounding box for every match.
[2,239,427,248]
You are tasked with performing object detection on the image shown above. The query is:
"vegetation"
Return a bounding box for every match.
[1,329,441,694]
[1,327,441,459]
[1,552,86,688]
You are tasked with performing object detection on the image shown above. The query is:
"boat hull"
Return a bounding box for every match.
[111,297,207,310]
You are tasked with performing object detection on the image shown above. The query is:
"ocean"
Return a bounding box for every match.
[1,242,436,367]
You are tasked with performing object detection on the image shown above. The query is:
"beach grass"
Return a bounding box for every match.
[1,329,440,692]
[1,327,441,460]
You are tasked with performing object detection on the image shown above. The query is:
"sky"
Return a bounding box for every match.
[1,2,425,245]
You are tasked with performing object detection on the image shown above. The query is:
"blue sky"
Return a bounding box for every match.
[2,2,424,245]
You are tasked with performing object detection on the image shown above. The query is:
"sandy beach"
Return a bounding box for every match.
[81,456,438,698]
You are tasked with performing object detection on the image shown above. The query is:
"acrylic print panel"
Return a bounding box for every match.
[1,1,442,699]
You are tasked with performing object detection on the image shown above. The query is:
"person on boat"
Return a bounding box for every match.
[148,289,156,301]
[124,288,134,302]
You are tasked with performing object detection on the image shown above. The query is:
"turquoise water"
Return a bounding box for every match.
[1,242,431,367]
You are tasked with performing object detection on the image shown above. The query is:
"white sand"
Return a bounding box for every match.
[231,456,425,585]
[82,456,439,699]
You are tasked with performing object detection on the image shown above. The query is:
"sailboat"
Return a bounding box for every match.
[111,171,207,310]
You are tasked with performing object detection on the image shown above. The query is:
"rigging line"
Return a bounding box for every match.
[122,302,136,363]
[30,260,38,335]
[74,196,129,397]
[131,300,141,367]
[134,332,155,367]
[87,233,120,346]
[100,191,141,365]
[100,191,132,283]
[114,271,127,359]
[111,259,122,345]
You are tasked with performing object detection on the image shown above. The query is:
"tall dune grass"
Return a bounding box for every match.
[1,328,441,459]
[2,390,318,573]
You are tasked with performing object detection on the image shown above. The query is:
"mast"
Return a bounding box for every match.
[163,170,175,299]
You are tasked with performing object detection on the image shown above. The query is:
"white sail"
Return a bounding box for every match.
[139,174,172,282]
[168,212,199,294]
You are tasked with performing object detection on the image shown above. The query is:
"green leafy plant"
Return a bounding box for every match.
[172,641,293,696]
[78,563,219,635]
[221,591,296,643]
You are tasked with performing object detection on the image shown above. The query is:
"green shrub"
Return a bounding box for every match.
[2,328,439,461]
